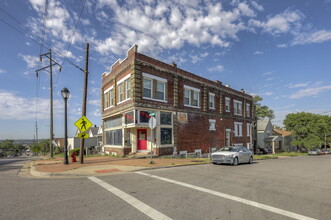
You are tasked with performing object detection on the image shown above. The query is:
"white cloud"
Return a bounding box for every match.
[26,42,31,46]
[289,85,331,99]
[87,99,100,106]
[0,68,6,74]
[249,9,304,35]
[287,83,309,89]
[292,30,331,45]
[207,65,224,72]
[277,43,288,48]
[251,1,264,11]
[262,71,272,76]
[19,54,40,69]
[266,77,274,81]
[0,90,62,120]
[254,51,263,55]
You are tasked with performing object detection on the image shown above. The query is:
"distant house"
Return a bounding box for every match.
[257,119,293,154]
[68,125,102,154]
[272,128,293,152]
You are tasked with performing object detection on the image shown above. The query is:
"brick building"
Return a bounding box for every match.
[101,45,254,156]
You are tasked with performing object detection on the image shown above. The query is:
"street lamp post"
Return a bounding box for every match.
[61,88,70,165]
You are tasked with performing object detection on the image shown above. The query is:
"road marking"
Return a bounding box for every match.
[88,176,172,220]
[136,172,317,220]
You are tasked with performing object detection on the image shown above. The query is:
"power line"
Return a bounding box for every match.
[57,0,87,84]
[0,8,85,72]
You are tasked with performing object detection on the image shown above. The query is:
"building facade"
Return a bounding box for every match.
[101,45,254,156]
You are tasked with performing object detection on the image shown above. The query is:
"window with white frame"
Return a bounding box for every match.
[184,85,200,108]
[209,93,215,109]
[225,97,230,112]
[246,103,250,117]
[125,79,131,100]
[209,119,216,131]
[104,86,114,110]
[117,74,131,104]
[234,122,243,137]
[142,73,167,102]
[247,123,251,136]
[234,100,242,115]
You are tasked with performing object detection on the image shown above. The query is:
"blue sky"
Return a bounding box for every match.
[0,0,331,139]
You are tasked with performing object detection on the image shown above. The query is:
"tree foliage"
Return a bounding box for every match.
[283,112,331,148]
[253,96,275,119]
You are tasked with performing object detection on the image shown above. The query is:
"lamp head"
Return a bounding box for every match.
[61,87,70,100]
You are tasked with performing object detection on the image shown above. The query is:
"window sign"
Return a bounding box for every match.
[124,111,134,124]
[139,110,151,123]
[160,112,172,125]
[160,128,172,145]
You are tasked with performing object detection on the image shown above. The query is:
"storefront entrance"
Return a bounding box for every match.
[137,129,147,150]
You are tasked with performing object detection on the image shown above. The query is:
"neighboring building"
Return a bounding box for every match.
[68,125,100,152]
[257,119,293,153]
[101,45,254,156]
[272,128,293,152]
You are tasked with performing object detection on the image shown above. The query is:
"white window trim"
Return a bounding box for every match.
[246,103,251,117]
[143,97,167,103]
[117,74,131,85]
[143,78,153,99]
[156,81,166,101]
[247,123,251,137]
[234,100,243,116]
[184,85,200,92]
[209,93,215,109]
[142,72,167,83]
[117,98,131,105]
[209,119,216,131]
[104,85,114,94]
[125,80,130,100]
[225,97,230,112]
[234,122,243,137]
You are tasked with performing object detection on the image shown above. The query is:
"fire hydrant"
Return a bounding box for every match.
[71,151,77,162]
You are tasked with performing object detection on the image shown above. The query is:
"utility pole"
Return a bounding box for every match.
[79,43,89,164]
[36,49,62,158]
[253,102,258,155]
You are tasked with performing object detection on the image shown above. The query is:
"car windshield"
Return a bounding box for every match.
[219,147,239,152]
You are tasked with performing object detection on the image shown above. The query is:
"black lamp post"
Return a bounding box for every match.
[61,87,70,165]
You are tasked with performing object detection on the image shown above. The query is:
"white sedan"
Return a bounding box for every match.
[211,146,253,166]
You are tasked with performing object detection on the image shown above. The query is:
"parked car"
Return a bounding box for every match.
[308,148,322,156]
[211,146,253,166]
[258,147,269,155]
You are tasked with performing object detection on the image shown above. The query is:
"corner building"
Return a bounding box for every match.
[101,45,254,156]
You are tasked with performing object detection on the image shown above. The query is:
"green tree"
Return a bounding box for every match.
[253,96,275,119]
[0,139,15,150]
[283,112,331,149]
[30,143,41,155]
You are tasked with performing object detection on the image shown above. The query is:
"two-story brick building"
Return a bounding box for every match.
[101,45,254,156]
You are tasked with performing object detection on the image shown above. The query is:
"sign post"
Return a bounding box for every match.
[148,115,156,164]
[74,116,93,158]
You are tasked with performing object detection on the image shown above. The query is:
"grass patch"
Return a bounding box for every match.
[254,155,278,160]
[273,152,307,157]
[54,153,64,157]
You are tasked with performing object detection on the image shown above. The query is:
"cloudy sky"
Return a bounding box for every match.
[0,0,331,139]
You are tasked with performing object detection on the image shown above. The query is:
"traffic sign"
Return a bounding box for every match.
[74,116,93,133]
[149,117,156,129]
[78,133,89,139]
[148,111,155,117]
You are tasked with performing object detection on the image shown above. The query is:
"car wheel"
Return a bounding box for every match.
[248,156,253,164]
[232,157,238,166]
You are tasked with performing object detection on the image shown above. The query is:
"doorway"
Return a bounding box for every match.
[137,129,147,151]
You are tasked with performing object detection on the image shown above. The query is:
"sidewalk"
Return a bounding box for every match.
[27,156,211,178]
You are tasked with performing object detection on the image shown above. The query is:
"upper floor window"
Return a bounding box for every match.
[209,119,216,131]
[142,73,167,102]
[209,93,215,109]
[247,123,251,136]
[234,122,243,137]
[225,97,230,112]
[184,85,200,108]
[104,86,114,110]
[234,100,242,115]
[246,103,250,117]
[117,74,131,104]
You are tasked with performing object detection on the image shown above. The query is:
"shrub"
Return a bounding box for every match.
[69,148,80,156]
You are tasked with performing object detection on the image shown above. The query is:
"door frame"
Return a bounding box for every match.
[137,129,147,151]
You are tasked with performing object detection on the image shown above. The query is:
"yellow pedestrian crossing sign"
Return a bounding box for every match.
[78,133,89,139]
[74,116,93,133]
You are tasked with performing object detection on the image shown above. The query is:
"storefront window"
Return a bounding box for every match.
[139,110,151,123]
[124,111,134,124]
[160,112,172,125]
[105,129,122,146]
[105,116,122,128]
[160,128,172,145]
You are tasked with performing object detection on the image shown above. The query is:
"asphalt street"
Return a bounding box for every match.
[0,155,330,220]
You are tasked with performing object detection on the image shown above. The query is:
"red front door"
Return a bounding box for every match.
[137,129,147,150]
